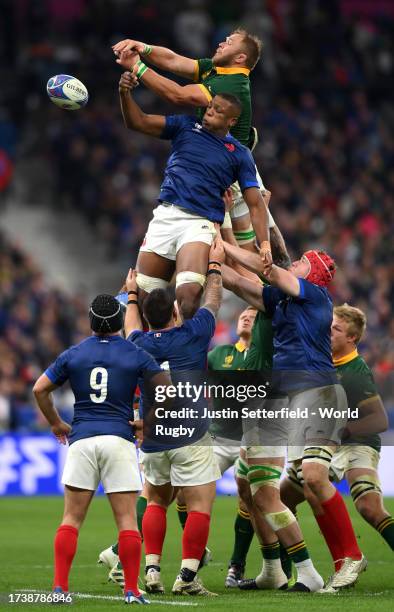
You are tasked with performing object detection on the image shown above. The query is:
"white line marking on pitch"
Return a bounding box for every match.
[21,589,198,606]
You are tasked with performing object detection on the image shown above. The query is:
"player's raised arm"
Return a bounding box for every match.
[201,230,224,318]
[119,72,166,137]
[113,39,197,80]
[242,187,271,263]
[223,240,266,275]
[124,268,143,337]
[118,51,208,107]
[222,264,265,311]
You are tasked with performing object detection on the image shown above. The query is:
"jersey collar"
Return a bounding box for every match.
[215,66,250,76]
[333,348,358,367]
[234,340,247,353]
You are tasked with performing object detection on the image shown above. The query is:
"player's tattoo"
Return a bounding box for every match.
[270,225,291,270]
[203,272,223,317]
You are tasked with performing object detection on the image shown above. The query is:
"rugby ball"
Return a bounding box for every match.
[46,74,88,110]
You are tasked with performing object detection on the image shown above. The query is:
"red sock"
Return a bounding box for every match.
[321,490,362,561]
[142,505,167,556]
[315,511,345,571]
[53,524,78,591]
[119,530,142,595]
[182,511,210,561]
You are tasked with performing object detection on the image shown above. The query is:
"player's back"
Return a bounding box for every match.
[45,335,160,444]
[128,307,215,370]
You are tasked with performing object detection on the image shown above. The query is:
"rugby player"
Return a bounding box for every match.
[119,71,271,320]
[123,237,224,596]
[209,307,258,587]
[113,29,276,250]
[33,294,169,604]
[220,243,367,591]
[280,304,391,592]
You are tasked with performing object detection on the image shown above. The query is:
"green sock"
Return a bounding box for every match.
[111,542,118,555]
[285,540,310,564]
[137,495,147,536]
[279,542,293,579]
[230,508,254,567]
[377,516,394,550]
[176,503,188,530]
[261,541,280,560]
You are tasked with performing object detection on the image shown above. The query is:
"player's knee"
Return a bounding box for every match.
[301,463,328,495]
[136,273,169,294]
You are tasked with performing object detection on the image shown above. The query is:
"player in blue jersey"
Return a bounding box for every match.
[221,243,366,591]
[33,294,169,605]
[118,71,271,320]
[122,237,224,596]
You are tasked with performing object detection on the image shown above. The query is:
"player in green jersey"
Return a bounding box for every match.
[280,304,392,591]
[208,307,257,587]
[112,29,277,249]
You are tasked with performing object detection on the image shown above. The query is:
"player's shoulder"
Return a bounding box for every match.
[182,307,215,331]
[345,354,373,375]
[209,344,234,356]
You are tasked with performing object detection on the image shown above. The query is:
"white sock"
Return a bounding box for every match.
[295,559,324,591]
[181,558,200,573]
[146,554,160,567]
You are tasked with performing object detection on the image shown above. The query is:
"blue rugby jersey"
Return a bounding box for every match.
[128,307,216,452]
[159,115,259,223]
[45,335,161,444]
[262,279,337,391]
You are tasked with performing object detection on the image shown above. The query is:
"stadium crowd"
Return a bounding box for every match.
[1,0,393,429]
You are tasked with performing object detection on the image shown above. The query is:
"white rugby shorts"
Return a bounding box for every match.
[140,203,216,261]
[330,445,380,482]
[62,435,142,493]
[142,432,221,487]
[212,435,241,475]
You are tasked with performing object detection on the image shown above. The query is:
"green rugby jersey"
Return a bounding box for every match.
[194,58,252,145]
[208,340,248,441]
[334,350,381,452]
[244,311,274,370]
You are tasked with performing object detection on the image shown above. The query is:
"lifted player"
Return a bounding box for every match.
[119,71,271,320]
[113,29,276,249]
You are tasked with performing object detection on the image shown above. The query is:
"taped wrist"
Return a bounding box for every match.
[136,60,148,79]
[142,44,153,56]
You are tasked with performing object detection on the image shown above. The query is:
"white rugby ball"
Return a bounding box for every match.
[46,74,89,110]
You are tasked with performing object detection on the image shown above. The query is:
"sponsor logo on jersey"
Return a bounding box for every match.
[225,143,235,152]
[224,355,234,365]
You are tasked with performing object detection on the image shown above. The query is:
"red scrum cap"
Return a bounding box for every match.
[303,250,336,287]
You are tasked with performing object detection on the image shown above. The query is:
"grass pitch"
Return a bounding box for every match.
[1,496,393,610]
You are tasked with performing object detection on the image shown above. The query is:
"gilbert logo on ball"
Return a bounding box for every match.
[46,74,89,110]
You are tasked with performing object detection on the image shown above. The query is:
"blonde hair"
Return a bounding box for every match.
[232,28,262,70]
[334,303,367,344]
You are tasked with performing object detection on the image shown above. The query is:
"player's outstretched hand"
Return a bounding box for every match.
[125,268,138,293]
[113,39,145,56]
[209,225,225,264]
[129,419,143,447]
[116,49,140,71]
[51,421,71,445]
[223,188,233,212]
[119,72,139,94]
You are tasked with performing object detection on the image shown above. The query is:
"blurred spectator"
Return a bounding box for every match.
[0,232,90,431]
